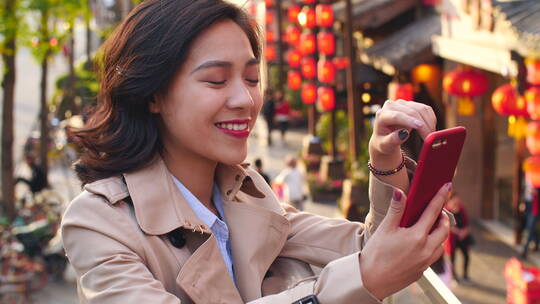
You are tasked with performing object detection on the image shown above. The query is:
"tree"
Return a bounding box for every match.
[0,0,21,219]
[23,0,64,181]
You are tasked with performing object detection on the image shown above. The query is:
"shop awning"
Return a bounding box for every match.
[494,0,540,56]
[333,0,417,30]
[358,14,441,76]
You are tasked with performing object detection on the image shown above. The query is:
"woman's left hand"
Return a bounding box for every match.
[369,99,437,160]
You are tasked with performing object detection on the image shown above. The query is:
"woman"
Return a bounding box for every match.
[61,1,450,303]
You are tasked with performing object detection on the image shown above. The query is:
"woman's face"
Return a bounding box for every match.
[151,20,262,165]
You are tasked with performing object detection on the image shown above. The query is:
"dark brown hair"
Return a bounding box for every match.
[74,0,261,185]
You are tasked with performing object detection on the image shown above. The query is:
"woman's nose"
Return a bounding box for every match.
[227,80,255,109]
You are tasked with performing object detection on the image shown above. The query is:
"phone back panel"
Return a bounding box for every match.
[399,127,467,228]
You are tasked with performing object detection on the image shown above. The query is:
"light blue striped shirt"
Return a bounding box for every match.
[172,177,235,282]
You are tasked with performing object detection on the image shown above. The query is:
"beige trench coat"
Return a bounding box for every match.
[61,156,407,303]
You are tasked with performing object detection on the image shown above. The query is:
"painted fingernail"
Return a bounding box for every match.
[393,189,402,201]
[445,182,453,192]
[413,120,424,127]
[398,129,409,140]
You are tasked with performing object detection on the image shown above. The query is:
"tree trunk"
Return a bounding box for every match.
[1,32,17,219]
[39,54,50,183]
[65,24,78,117]
[85,15,92,64]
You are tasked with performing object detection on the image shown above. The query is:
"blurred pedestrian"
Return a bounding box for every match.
[521,181,539,259]
[446,192,472,284]
[253,158,270,185]
[275,156,305,210]
[15,155,48,196]
[274,91,290,143]
[262,89,275,146]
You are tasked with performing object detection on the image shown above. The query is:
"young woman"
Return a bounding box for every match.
[61,1,450,303]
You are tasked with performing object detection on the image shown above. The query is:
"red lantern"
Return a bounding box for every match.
[265,45,276,61]
[388,82,414,101]
[524,156,540,187]
[526,86,540,120]
[444,67,489,115]
[302,0,315,4]
[286,26,301,46]
[318,87,335,111]
[266,11,274,24]
[491,84,528,117]
[443,68,488,98]
[265,29,274,43]
[301,83,317,104]
[287,49,301,68]
[265,0,274,7]
[299,33,316,55]
[317,59,336,84]
[527,121,540,155]
[317,32,335,56]
[526,58,540,85]
[301,57,316,79]
[332,57,349,69]
[298,6,316,28]
[288,5,301,23]
[315,4,333,27]
[287,70,302,90]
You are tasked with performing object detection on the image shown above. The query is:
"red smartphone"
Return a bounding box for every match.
[399,126,467,228]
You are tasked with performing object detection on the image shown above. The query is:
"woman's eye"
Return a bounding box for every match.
[205,80,226,85]
[246,79,259,85]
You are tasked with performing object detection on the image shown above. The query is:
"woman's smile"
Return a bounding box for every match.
[214,119,251,138]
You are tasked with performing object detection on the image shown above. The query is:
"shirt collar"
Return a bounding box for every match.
[171,177,226,230]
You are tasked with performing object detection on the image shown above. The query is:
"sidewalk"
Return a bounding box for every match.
[32,116,521,303]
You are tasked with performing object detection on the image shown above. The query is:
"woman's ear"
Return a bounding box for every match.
[149,95,161,114]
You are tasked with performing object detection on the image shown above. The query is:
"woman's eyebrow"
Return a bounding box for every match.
[246,58,259,66]
[190,60,232,75]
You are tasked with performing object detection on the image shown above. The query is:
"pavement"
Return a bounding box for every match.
[24,117,535,303]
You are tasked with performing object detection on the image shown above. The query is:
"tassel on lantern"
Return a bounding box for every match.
[457,98,475,116]
[508,115,528,139]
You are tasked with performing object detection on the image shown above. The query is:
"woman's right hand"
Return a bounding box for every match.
[359,183,452,300]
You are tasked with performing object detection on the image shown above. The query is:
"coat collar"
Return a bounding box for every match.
[84,155,266,236]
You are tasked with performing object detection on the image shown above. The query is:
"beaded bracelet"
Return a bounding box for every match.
[367,151,406,176]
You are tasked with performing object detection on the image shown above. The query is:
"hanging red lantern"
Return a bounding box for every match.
[388,82,414,101]
[266,11,274,24]
[288,5,301,23]
[265,0,274,7]
[302,0,315,3]
[265,29,275,43]
[317,59,336,84]
[317,32,335,56]
[443,67,489,115]
[299,33,316,55]
[491,83,528,117]
[287,49,301,68]
[412,64,440,83]
[526,86,540,120]
[301,57,316,79]
[527,121,540,155]
[444,67,488,98]
[315,4,334,27]
[301,82,317,104]
[287,70,302,90]
[286,26,301,46]
[297,6,316,28]
[526,58,540,86]
[524,156,540,187]
[265,45,276,61]
[332,57,349,69]
[318,87,335,111]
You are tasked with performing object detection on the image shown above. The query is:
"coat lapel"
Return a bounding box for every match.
[177,235,243,304]
[223,194,290,302]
